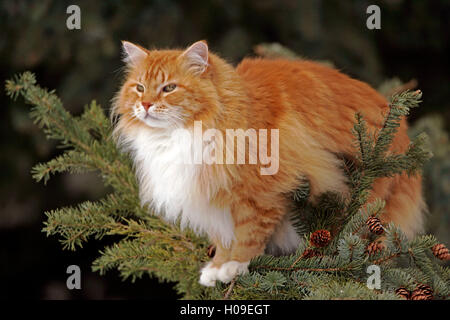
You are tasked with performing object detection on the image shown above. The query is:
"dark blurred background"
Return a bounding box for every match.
[1,0,449,299]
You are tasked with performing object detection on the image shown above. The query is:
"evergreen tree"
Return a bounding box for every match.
[5,72,449,300]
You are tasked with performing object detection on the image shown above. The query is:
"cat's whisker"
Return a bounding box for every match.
[111,65,127,79]
[167,113,184,123]
[125,112,138,120]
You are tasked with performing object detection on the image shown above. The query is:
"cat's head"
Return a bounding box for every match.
[112,40,229,132]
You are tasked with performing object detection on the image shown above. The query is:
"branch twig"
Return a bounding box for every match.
[223,278,236,300]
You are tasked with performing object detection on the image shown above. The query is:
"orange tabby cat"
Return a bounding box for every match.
[112,40,426,287]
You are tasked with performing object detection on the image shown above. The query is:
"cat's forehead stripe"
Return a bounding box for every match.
[143,67,166,84]
[140,52,178,83]
[155,68,165,83]
[145,64,167,83]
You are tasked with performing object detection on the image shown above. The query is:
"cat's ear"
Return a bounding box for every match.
[180,41,209,75]
[121,41,147,65]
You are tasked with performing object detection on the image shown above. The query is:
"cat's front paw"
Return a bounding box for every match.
[199,262,219,287]
[217,261,249,284]
[199,261,250,286]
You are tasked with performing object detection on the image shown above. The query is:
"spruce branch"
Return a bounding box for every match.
[6,72,448,300]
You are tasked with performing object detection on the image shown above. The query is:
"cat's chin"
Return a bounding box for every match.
[139,115,170,129]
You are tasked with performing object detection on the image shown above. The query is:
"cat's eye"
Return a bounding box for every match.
[136,84,145,93]
[162,83,177,93]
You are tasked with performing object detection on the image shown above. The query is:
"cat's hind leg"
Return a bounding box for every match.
[265,212,302,256]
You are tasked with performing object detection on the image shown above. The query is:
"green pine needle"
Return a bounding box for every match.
[5,72,448,300]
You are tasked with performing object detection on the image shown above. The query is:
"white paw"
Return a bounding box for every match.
[217,261,249,284]
[199,262,219,287]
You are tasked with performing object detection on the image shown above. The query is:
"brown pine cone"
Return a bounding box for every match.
[301,248,322,259]
[432,243,450,261]
[366,216,384,235]
[366,241,385,256]
[395,287,411,300]
[310,229,331,248]
[206,245,216,258]
[411,284,433,301]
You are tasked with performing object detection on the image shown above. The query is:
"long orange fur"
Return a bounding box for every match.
[112,41,426,286]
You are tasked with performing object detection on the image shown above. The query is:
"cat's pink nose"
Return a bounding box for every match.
[142,102,153,111]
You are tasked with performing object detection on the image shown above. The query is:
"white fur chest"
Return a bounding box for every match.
[125,128,235,247]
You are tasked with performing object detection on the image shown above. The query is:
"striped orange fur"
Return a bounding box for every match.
[112,41,426,286]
